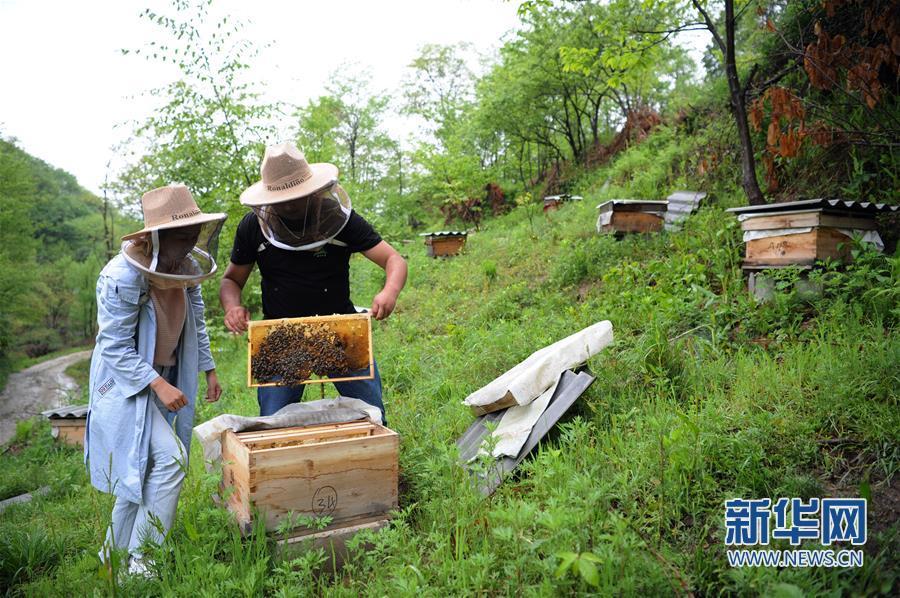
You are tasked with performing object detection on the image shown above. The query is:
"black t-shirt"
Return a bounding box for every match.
[230,210,382,319]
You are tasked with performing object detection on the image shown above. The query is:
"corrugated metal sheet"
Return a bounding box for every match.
[418,231,469,237]
[727,199,899,216]
[664,190,708,231]
[457,369,595,496]
[41,404,88,419]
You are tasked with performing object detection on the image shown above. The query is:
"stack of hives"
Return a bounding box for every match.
[596,200,668,234]
[420,231,468,257]
[727,199,897,299]
[217,312,397,559]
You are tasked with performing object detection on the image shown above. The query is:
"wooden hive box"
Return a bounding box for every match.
[543,198,562,212]
[737,210,879,268]
[221,420,399,536]
[247,313,373,388]
[422,231,468,257]
[596,200,668,234]
[728,199,895,270]
[51,418,86,447]
[42,405,88,447]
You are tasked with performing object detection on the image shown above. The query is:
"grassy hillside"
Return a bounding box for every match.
[2,127,898,595]
[0,138,141,388]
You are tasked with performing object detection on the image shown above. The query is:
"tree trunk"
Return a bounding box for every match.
[723,0,765,205]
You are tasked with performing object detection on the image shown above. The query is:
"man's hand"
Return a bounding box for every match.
[205,370,222,403]
[362,241,407,321]
[224,305,250,334]
[151,377,188,412]
[220,261,253,334]
[371,289,398,320]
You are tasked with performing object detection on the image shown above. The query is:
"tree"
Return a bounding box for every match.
[689,0,766,204]
[113,0,278,226]
[294,66,397,220]
[402,43,477,143]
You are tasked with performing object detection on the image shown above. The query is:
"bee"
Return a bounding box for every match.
[252,321,354,386]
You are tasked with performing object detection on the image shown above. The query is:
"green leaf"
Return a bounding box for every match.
[554,552,578,578]
[576,557,600,587]
[184,518,200,542]
[859,480,872,502]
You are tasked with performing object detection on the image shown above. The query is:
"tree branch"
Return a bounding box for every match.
[691,0,726,55]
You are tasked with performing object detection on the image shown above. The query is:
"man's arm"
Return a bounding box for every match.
[362,241,408,320]
[220,261,254,333]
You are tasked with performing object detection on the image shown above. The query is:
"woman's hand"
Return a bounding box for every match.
[224,305,251,334]
[150,376,188,412]
[205,370,222,403]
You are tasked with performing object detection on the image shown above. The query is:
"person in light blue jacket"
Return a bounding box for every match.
[86,184,226,575]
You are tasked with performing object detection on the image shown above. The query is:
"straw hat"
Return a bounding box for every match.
[240,142,339,206]
[122,184,226,241]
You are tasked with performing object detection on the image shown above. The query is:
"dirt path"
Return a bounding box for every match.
[0,350,92,446]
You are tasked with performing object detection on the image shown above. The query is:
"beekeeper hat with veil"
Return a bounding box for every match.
[121,185,227,289]
[239,141,352,250]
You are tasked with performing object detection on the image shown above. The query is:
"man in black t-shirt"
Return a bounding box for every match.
[219,142,407,418]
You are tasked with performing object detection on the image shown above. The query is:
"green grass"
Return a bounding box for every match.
[2,133,898,595]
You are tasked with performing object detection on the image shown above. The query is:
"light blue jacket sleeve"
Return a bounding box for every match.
[188,285,216,372]
[95,274,159,398]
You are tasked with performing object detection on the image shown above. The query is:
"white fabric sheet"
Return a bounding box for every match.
[489,375,561,459]
[742,227,813,242]
[463,320,613,412]
[838,229,884,251]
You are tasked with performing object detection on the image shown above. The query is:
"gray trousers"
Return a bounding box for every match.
[102,366,186,561]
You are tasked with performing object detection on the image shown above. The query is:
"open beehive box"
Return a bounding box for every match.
[247,313,373,388]
[596,200,668,234]
[221,420,399,535]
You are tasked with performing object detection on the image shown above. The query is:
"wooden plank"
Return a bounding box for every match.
[222,422,399,534]
[816,227,855,261]
[604,211,664,233]
[276,517,391,572]
[51,418,86,447]
[740,212,877,231]
[247,313,374,388]
[249,431,399,531]
[430,237,466,256]
[236,420,371,442]
[744,227,853,266]
[239,423,375,450]
[745,230,818,265]
[468,391,518,416]
[57,425,85,447]
[221,429,252,531]
[278,514,389,544]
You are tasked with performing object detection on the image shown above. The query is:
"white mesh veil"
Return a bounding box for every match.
[122,219,225,289]
[251,182,352,251]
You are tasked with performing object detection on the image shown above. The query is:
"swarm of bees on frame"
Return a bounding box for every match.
[252,322,354,386]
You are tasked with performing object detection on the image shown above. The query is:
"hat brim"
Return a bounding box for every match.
[121,212,227,241]
[239,162,339,206]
